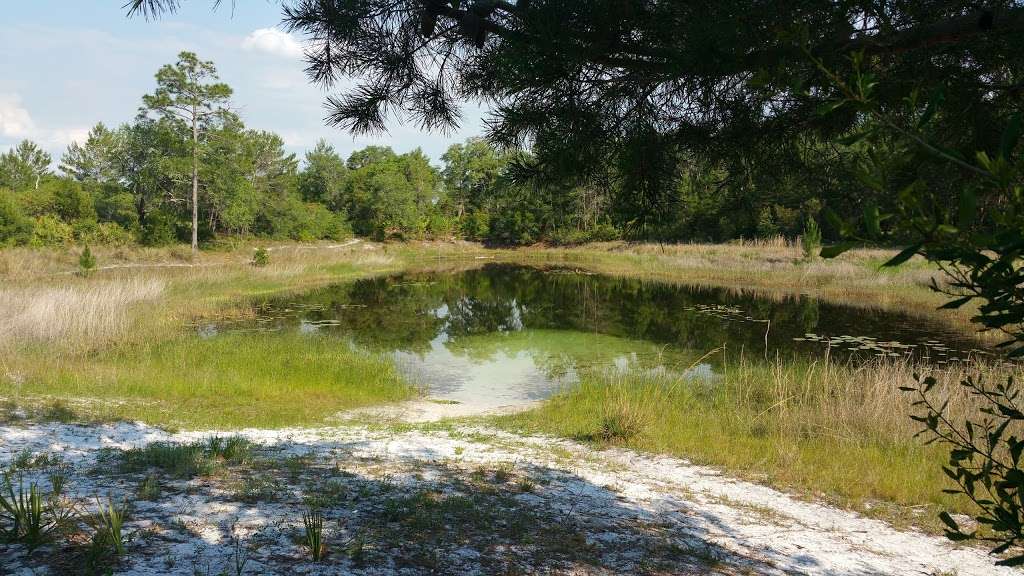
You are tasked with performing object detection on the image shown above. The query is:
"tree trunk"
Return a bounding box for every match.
[191,111,199,253]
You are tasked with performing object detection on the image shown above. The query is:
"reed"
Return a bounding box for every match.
[496,354,1012,527]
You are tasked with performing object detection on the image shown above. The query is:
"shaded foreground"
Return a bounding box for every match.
[0,418,1013,576]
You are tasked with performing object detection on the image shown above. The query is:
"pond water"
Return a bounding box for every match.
[207,264,992,411]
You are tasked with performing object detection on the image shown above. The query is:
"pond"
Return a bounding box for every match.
[206,264,991,411]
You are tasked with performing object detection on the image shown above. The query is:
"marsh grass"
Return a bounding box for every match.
[0,278,165,350]
[496,355,1012,527]
[9,333,414,428]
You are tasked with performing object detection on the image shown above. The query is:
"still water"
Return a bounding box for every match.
[208,264,990,410]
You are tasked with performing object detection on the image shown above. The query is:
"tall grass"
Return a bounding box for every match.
[496,355,1008,525]
[0,278,164,350]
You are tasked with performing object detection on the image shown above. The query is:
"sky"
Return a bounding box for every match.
[0,1,489,166]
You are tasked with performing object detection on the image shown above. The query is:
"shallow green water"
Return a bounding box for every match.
[207,264,989,409]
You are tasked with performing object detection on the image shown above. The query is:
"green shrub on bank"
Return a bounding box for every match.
[0,191,32,246]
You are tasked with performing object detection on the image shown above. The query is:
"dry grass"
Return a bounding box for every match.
[0,278,165,350]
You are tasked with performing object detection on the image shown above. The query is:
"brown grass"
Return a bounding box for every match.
[0,278,165,350]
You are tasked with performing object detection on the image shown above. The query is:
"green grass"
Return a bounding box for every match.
[493,357,982,529]
[9,332,414,428]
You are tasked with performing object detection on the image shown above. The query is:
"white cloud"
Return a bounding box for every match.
[241,28,304,59]
[0,94,35,138]
[45,126,91,149]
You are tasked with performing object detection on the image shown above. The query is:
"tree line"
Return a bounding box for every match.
[3,52,869,251]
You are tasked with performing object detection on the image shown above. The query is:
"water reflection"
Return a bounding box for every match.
[212,264,989,407]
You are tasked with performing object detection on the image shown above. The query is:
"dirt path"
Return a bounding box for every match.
[0,419,1010,575]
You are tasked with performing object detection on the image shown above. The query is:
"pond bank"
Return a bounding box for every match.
[0,418,1013,576]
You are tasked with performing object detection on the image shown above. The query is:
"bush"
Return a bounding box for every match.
[30,214,73,246]
[0,191,32,246]
[140,212,178,247]
[251,247,269,267]
[460,210,491,240]
[756,206,779,238]
[78,245,97,276]
[801,216,821,260]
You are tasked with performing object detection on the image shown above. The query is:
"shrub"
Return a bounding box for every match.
[78,245,97,276]
[460,210,490,240]
[140,212,178,247]
[29,214,73,246]
[756,206,779,238]
[801,216,821,260]
[78,222,134,246]
[907,374,1024,566]
[251,247,270,267]
[0,191,33,246]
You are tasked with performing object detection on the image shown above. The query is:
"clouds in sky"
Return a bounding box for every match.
[0,3,488,165]
[241,27,304,59]
[0,93,91,152]
[0,94,34,138]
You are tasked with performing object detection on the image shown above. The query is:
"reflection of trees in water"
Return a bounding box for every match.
[248,263,962,362]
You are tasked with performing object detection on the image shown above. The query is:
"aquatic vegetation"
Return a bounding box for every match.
[497,356,1020,519]
[9,333,413,428]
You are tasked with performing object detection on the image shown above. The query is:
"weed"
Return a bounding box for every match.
[206,436,253,464]
[281,454,311,480]
[137,474,161,501]
[492,461,515,483]
[223,524,255,576]
[91,497,129,556]
[48,469,67,497]
[117,437,251,478]
[231,475,278,503]
[8,449,62,471]
[515,477,535,493]
[302,507,326,562]
[345,531,367,564]
[302,479,347,509]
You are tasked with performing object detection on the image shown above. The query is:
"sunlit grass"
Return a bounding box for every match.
[5,332,414,428]
[494,355,1011,530]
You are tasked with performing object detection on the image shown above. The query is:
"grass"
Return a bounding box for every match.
[0,238,1009,528]
[7,332,413,428]
[494,354,1014,529]
[114,436,253,478]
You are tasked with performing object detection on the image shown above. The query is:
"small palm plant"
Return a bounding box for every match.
[92,497,128,556]
[302,507,326,561]
[0,474,73,551]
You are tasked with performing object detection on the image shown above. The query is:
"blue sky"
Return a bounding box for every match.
[0,1,488,166]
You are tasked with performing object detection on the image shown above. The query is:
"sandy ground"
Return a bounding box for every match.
[339,399,543,422]
[0,417,1013,576]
